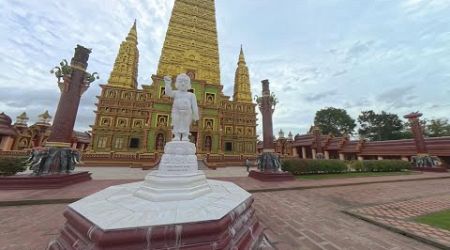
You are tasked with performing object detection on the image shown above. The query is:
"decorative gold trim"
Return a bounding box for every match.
[45,142,71,148]
[71,64,87,72]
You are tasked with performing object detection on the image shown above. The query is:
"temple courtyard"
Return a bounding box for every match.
[0,168,449,250]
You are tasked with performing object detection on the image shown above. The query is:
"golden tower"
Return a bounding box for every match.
[157,0,221,84]
[233,46,253,103]
[108,20,139,89]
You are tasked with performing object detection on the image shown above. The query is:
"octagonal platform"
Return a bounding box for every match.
[48,179,265,249]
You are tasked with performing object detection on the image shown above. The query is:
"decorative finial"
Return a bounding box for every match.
[126,20,138,44]
[15,112,29,125]
[50,59,72,82]
[238,45,245,64]
[38,110,52,124]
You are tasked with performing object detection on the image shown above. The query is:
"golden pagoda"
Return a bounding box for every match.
[90,0,257,158]
[107,20,139,89]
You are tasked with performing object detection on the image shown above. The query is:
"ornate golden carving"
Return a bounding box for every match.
[157,0,220,84]
[108,20,139,89]
[233,46,252,103]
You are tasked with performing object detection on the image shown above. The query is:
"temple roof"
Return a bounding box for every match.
[73,131,91,143]
[0,112,17,136]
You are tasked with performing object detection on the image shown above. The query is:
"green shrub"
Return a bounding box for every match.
[349,160,364,172]
[282,159,411,175]
[0,157,27,176]
[350,160,411,172]
[282,159,347,175]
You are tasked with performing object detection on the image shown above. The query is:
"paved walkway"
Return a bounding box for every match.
[1,171,448,205]
[253,178,450,250]
[0,169,449,249]
[347,194,450,249]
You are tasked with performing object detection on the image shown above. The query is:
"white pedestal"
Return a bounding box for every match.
[134,141,212,202]
[68,179,251,230]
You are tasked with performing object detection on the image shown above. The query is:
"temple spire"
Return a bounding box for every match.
[107,20,139,89]
[156,0,221,84]
[233,46,252,103]
[238,45,245,64]
[126,19,138,43]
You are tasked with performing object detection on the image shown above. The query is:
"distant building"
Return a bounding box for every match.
[260,129,450,165]
[0,111,90,152]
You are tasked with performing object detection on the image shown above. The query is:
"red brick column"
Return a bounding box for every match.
[404,112,428,154]
[46,46,91,147]
[313,126,323,154]
[260,80,275,151]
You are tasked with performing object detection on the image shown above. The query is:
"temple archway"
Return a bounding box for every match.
[204,135,212,152]
[155,133,166,152]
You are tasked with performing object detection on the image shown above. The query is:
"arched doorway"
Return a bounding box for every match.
[155,133,166,152]
[204,135,212,152]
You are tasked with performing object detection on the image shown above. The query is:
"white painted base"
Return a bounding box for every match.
[69,180,251,230]
[68,140,251,231]
[133,140,212,202]
[134,171,211,201]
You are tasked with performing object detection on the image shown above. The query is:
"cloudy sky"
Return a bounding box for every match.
[1,0,449,136]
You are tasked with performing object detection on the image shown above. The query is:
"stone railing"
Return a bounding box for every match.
[205,154,257,168]
[0,150,30,158]
[80,151,160,169]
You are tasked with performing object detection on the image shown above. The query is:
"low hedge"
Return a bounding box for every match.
[349,160,411,172]
[0,157,28,176]
[282,159,411,175]
[282,159,347,175]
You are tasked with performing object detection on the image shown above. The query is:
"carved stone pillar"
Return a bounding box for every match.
[404,112,428,154]
[260,80,275,152]
[26,45,99,176]
[302,147,307,159]
[250,79,294,181]
[313,126,323,154]
[46,45,92,148]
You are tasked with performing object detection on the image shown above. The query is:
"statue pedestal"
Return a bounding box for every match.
[48,141,267,249]
[135,141,212,201]
[0,172,91,190]
[249,152,295,182]
[249,170,296,182]
[411,167,448,172]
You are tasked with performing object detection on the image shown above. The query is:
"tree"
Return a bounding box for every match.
[358,110,407,141]
[314,107,356,136]
[426,119,450,137]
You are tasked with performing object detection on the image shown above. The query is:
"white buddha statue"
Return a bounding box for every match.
[164,74,199,141]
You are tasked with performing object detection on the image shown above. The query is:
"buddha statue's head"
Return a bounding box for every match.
[175,73,191,92]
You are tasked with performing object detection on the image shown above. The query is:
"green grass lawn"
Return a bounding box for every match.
[415,209,450,231]
[296,171,416,180]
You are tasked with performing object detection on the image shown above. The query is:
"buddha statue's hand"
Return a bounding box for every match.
[163,76,172,85]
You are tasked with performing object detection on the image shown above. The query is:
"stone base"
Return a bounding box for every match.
[249,170,296,182]
[411,167,448,173]
[0,171,91,190]
[48,180,265,250]
[133,140,213,202]
[135,171,211,201]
